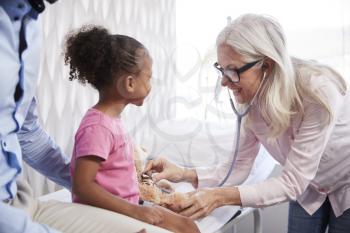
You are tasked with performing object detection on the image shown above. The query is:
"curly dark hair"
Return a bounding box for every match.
[64,25,147,90]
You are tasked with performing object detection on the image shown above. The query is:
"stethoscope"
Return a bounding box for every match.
[218,72,267,187]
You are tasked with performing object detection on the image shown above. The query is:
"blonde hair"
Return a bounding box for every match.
[216,14,347,140]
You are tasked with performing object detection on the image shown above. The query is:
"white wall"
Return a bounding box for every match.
[175,0,350,120]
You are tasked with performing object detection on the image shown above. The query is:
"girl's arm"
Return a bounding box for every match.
[155,206,200,233]
[72,156,163,225]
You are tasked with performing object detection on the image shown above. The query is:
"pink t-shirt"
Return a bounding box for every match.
[70,108,139,204]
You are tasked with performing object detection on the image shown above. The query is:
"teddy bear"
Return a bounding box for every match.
[133,145,188,209]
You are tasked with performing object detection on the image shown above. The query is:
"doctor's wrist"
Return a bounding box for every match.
[182,168,198,188]
[217,187,242,206]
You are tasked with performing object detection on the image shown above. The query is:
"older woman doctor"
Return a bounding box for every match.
[144,14,350,233]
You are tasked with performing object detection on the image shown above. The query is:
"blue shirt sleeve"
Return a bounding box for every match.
[18,98,71,190]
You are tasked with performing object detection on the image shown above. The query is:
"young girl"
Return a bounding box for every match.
[64,25,199,233]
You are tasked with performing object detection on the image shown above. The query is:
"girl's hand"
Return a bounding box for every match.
[136,229,147,233]
[134,205,164,225]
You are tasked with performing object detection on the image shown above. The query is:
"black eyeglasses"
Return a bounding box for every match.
[213,60,261,83]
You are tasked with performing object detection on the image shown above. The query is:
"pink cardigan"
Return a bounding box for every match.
[197,74,350,217]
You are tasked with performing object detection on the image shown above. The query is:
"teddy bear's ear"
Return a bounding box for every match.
[155,180,174,194]
[133,144,147,175]
[141,146,148,153]
[134,144,149,161]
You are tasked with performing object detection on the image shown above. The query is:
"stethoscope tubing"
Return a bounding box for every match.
[218,72,266,187]
[217,96,251,187]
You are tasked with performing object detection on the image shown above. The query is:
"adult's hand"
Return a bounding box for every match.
[171,187,242,220]
[143,158,197,186]
[179,188,220,219]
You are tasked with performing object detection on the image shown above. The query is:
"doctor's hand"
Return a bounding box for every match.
[174,188,220,220]
[175,187,242,220]
[143,158,198,186]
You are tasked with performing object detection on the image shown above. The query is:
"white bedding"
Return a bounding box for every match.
[38,185,240,233]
